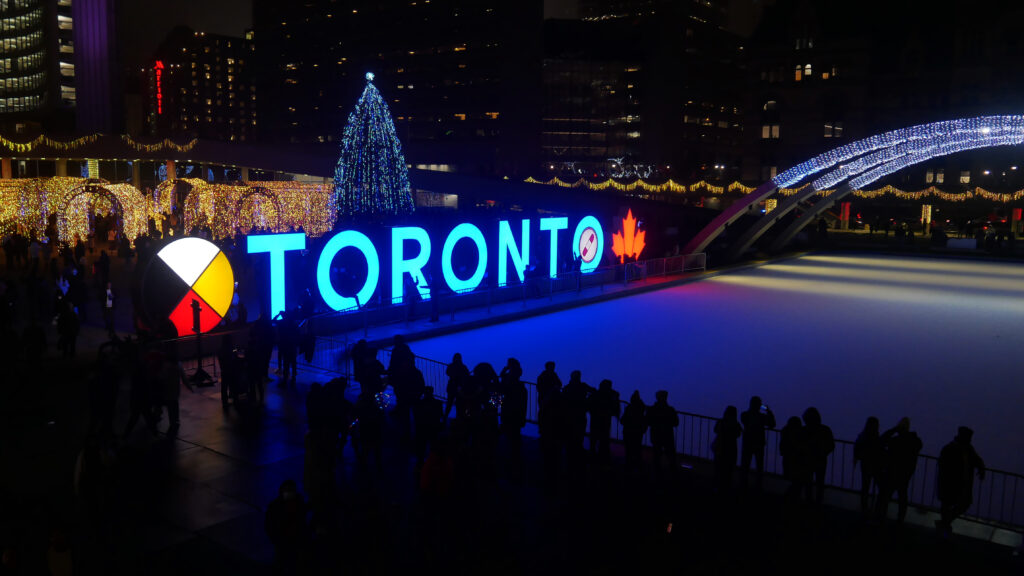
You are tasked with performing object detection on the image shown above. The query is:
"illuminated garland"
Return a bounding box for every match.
[120,135,198,153]
[523,175,1024,204]
[334,73,414,217]
[524,176,748,194]
[0,133,197,153]
[0,134,101,153]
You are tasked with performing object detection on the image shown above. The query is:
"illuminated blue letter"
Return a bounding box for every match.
[573,215,605,273]
[316,230,380,311]
[539,217,568,278]
[442,223,487,293]
[247,232,305,320]
[498,219,530,285]
[391,227,431,304]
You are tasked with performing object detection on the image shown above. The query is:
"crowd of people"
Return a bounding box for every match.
[259,335,991,571]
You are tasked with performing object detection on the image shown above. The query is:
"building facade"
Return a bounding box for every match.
[741,0,1024,189]
[142,27,256,143]
[541,0,745,181]
[0,0,118,133]
[252,0,543,176]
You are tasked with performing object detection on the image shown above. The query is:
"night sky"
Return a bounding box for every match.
[120,0,253,68]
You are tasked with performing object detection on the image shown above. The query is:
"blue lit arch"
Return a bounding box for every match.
[683,115,1024,259]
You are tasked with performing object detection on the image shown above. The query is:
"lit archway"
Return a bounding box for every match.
[235,186,282,233]
[55,180,149,244]
[684,116,1024,259]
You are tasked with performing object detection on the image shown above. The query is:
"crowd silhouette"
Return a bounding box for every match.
[0,231,1008,574]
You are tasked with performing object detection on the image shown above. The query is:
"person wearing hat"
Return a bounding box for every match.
[937,426,985,534]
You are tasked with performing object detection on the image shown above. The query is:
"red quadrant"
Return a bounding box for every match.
[168,288,223,336]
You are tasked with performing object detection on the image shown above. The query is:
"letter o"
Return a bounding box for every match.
[442,223,488,293]
[316,230,380,310]
[573,215,605,273]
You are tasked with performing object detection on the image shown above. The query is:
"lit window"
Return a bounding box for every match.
[804,63,812,77]
[823,122,842,138]
[936,169,944,184]
[926,169,934,184]
[960,171,970,184]
[763,100,777,112]
[454,113,466,120]
[761,124,780,139]
[794,66,802,82]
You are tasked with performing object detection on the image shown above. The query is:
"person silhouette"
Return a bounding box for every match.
[647,390,679,476]
[937,426,985,534]
[854,416,882,514]
[875,417,921,523]
[413,386,445,467]
[587,379,621,467]
[740,396,776,491]
[536,361,562,411]
[265,479,309,573]
[444,353,470,418]
[712,405,742,492]
[621,391,647,472]
[561,370,591,475]
[779,416,806,502]
[802,407,834,505]
[499,359,528,463]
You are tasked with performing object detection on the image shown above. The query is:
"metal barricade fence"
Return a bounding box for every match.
[302,252,707,337]
[353,349,1024,532]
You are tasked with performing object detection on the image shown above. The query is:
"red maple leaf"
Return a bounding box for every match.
[611,209,646,263]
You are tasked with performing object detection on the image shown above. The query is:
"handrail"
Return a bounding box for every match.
[364,349,1024,532]
[298,253,707,337]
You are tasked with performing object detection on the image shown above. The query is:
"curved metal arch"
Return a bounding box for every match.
[688,115,1024,260]
[724,184,819,261]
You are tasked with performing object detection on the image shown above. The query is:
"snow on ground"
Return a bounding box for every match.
[411,253,1024,473]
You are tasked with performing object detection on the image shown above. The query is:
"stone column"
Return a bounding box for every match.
[3,158,13,179]
[165,159,176,181]
[240,166,249,182]
[55,158,67,177]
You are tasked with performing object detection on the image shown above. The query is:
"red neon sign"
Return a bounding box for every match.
[154,60,164,115]
[611,209,646,263]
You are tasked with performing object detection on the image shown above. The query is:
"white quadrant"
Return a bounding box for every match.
[156,238,221,286]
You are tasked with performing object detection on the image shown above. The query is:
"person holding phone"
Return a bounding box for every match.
[740,395,776,491]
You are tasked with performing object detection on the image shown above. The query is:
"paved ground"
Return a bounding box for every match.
[3,247,1024,574]
[2,346,1023,575]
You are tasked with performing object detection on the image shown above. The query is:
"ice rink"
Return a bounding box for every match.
[411,253,1024,474]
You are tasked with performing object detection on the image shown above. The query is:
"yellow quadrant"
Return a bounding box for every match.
[191,251,234,317]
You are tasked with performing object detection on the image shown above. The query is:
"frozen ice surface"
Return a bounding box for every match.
[412,253,1024,474]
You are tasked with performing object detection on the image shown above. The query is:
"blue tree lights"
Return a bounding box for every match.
[334,72,415,218]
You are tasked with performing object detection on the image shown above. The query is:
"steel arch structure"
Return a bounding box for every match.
[683,115,1024,259]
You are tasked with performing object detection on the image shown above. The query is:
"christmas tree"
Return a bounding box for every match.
[334,72,415,217]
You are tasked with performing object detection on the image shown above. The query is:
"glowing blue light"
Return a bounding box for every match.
[391,226,431,304]
[441,223,487,293]
[539,217,568,278]
[497,219,530,285]
[317,230,379,311]
[572,215,604,273]
[247,233,305,320]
